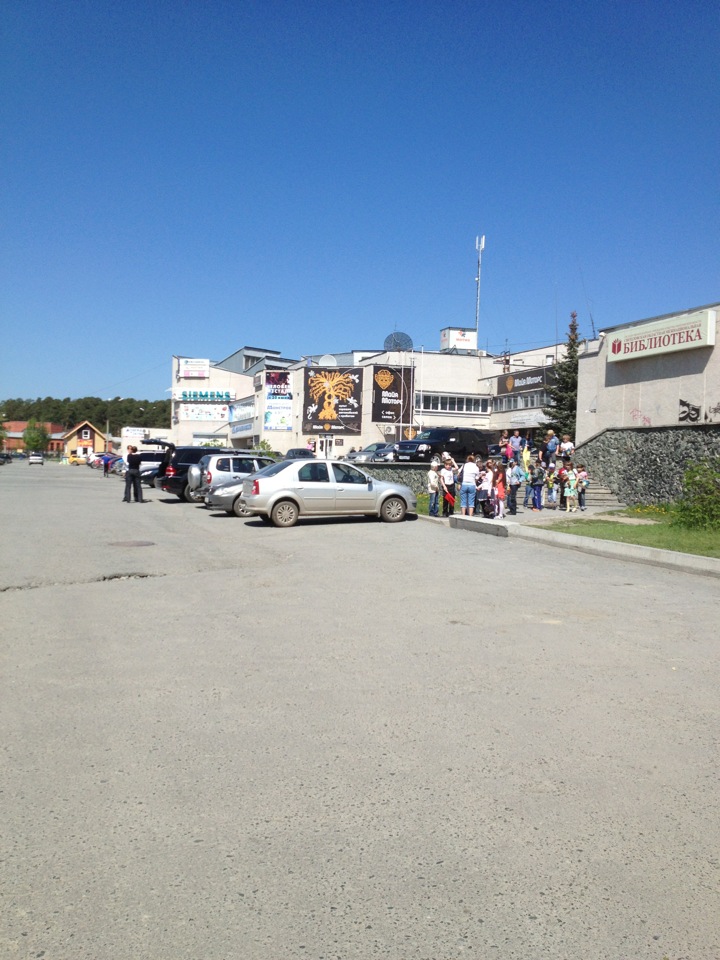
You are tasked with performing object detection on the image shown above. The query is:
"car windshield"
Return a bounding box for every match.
[413,430,450,441]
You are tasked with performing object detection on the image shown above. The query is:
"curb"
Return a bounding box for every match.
[444,514,720,579]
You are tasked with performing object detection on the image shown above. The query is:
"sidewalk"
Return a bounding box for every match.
[430,502,720,580]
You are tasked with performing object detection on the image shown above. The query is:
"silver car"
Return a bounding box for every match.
[239,459,417,527]
[188,453,275,503]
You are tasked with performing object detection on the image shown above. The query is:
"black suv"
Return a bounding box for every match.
[395,427,495,462]
[144,440,228,501]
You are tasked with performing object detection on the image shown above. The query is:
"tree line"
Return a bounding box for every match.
[1,397,171,435]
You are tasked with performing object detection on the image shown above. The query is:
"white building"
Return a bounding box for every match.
[577,303,719,443]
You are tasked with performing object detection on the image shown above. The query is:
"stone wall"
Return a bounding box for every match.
[358,462,429,495]
[576,425,720,504]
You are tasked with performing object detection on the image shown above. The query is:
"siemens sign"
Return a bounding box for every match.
[175,390,235,402]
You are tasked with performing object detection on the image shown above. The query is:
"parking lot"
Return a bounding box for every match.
[2,464,719,959]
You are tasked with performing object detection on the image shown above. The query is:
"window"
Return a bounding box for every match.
[217,458,231,472]
[332,464,366,484]
[298,462,329,482]
[81,429,90,440]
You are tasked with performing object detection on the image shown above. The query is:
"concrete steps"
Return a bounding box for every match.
[586,482,625,509]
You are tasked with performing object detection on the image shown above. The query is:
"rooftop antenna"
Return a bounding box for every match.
[475,234,485,339]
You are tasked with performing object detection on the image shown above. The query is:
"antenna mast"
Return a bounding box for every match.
[475,235,485,339]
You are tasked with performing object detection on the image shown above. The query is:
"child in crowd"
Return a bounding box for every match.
[564,462,578,512]
[576,463,589,511]
[545,463,557,508]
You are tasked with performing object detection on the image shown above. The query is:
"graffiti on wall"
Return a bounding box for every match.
[703,401,720,423]
[630,407,652,427]
[679,399,702,423]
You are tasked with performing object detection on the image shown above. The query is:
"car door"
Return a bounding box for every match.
[332,462,376,512]
[295,461,335,513]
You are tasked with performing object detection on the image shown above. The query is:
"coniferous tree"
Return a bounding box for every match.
[542,311,580,439]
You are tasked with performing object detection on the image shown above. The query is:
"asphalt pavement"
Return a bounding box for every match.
[2,463,719,959]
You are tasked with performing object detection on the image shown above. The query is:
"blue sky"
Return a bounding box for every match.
[2,0,718,401]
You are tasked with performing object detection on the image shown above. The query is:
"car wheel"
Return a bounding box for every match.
[380,496,406,523]
[271,500,299,527]
[184,484,201,503]
[232,497,251,518]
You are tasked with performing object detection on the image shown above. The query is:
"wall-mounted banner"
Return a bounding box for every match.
[264,371,292,431]
[302,368,363,434]
[229,398,256,423]
[371,366,415,424]
[178,403,229,422]
[177,358,210,379]
[607,310,716,363]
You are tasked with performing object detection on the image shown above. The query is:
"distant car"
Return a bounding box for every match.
[238,458,417,527]
[187,453,275,504]
[284,448,316,460]
[371,443,399,462]
[0,452,12,465]
[28,452,44,465]
[353,442,390,462]
[67,454,87,465]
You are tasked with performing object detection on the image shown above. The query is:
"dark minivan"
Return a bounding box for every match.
[395,427,495,463]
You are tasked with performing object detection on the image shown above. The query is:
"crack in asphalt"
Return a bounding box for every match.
[0,572,165,593]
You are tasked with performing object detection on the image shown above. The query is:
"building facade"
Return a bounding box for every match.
[577,303,719,443]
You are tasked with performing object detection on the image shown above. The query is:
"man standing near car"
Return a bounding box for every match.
[123,446,146,503]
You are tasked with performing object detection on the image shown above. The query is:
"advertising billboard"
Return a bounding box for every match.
[371,365,415,424]
[264,371,293,431]
[302,367,363,434]
[177,358,210,379]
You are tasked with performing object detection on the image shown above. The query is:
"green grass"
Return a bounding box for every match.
[544,508,720,559]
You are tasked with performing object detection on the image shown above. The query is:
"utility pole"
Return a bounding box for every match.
[475,235,485,340]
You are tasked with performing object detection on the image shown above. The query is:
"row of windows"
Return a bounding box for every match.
[492,392,550,412]
[416,394,490,413]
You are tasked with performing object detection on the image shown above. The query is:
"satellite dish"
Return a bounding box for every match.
[384,331,413,352]
[318,354,337,366]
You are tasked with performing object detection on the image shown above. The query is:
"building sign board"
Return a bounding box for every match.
[177,358,210,379]
[440,327,478,352]
[371,366,415,424]
[174,390,235,402]
[229,398,256,423]
[302,367,363,434]
[606,310,716,363]
[264,371,292,431]
[495,366,555,396]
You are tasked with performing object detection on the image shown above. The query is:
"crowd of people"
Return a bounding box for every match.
[426,429,589,520]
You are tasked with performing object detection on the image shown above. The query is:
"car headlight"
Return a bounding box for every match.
[417,444,429,452]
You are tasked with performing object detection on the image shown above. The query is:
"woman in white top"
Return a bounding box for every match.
[456,454,481,516]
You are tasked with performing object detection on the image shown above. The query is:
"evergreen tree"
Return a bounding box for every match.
[542,311,580,439]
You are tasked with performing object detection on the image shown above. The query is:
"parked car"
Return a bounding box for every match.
[353,442,391,462]
[238,458,417,527]
[145,440,228,501]
[0,452,12,465]
[187,453,275,504]
[284,448,316,460]
[66,454,87,465]
[395,427,495,463]
[28,452,44,465]
[371,443,399,462]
